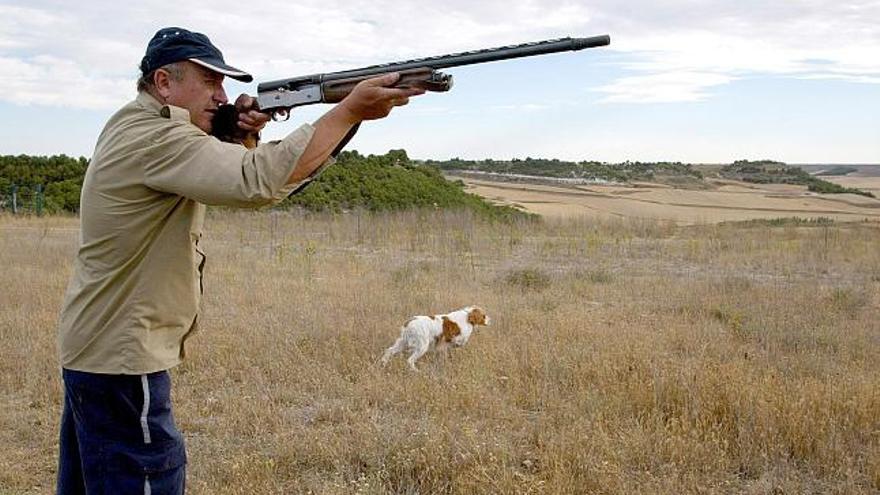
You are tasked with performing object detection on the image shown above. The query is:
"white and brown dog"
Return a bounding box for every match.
[381,306,490,371]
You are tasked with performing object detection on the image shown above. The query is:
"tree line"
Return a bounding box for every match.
[2,154,873,215]
[720,160,875,197]
[423,157,704,182]
[0,154,87,213]
[0,151,528,218]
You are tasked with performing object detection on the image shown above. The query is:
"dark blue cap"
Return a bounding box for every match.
[140,27,253,82]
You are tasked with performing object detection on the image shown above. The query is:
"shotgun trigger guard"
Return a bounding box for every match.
[272,109,290,122]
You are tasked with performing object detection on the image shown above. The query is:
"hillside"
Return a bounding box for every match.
[814,166,859,176]
[719,160,875,197]
[424,157,704,184]
[281,150,528,219]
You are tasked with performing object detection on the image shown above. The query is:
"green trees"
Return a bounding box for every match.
[0,155,88,214]
[283,150,527,219]
[424,157,703,182]
[721,160,875,198]
[0,151,527,218]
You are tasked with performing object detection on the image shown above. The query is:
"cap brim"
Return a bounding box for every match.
[189,57,253,83]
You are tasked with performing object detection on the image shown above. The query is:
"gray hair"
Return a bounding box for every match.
[137,62,185,92]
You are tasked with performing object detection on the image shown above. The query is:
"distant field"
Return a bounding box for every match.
[824,176,880,197]
[797,164,880,177]
[457,176,880,224]
[1,211,878,494]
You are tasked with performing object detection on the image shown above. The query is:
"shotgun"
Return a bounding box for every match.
[212,34,610,142]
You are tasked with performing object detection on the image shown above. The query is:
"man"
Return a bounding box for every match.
[55,27,423,494]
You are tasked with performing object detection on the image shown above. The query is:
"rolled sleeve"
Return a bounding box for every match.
[142,113,326,207]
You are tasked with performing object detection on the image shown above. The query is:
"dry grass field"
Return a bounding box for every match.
[1,208,879,494]
[825,177,880,198]
[459,176,880,224]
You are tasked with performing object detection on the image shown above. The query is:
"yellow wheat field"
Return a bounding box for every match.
[458,176,880,224]
[1,209,879,494]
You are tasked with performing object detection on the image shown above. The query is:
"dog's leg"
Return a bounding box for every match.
[381,337,406,366]
[407,343,429,372]
[436,341,451,362]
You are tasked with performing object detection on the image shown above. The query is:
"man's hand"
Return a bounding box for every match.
[229,94,269,149]
[336,73,426,124]
[234,94,271,133]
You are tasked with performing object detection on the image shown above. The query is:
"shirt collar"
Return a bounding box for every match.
[136,91,192,122]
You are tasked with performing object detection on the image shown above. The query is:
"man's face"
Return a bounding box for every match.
[161,62,228,133]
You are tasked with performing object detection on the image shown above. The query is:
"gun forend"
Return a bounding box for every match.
[322,68,452,103]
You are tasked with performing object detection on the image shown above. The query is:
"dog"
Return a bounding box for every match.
[381,306,490,371]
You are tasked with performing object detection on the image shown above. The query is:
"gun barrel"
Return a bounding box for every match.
[258,35,610,93]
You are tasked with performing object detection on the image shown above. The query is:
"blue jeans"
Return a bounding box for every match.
[57,369,187,495]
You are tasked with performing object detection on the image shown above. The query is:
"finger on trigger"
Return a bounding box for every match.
[234,94,254,111]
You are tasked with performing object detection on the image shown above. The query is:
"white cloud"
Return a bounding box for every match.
[800,73,880,84]
[492,103,551,111]
[590,0,880,101]
[0,55,132,109]
[0,0,878,108]
[597,71,734,103]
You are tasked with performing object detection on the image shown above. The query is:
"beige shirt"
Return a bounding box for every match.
[58,91,323,374]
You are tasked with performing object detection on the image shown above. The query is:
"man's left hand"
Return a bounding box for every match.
[234,94,270,133]
[227,94,268,149]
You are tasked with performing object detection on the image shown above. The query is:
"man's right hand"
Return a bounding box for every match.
[337,73,426,124]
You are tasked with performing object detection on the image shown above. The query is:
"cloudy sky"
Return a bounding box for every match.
[1,0,878,163]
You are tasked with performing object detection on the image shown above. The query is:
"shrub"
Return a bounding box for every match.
[504,268,552,291]
[283,150,532,220]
